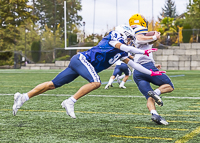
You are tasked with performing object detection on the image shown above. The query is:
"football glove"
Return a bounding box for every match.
[150,69,166,76]
[144,48,158,56]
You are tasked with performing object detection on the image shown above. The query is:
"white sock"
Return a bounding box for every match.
[108,78,114,85]
[21,93,29,103]
[114,75,119,80]
[118,74,125,80]
[24,93,29,101]
[154,89,161,96]
[120,81,125,86]
[69,97,77,103]
[150,110,159,115]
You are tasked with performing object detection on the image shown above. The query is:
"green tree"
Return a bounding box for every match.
[158,0,177,20]
[185,0,200,29]
[31,0,82,49]
[15,19,40,52]
[31,41,41,63]
[158,17,176,35]
[84,34,103,46]
[33,0,82,33]
[41,24,63,50]
[158,17,178,45]
[0,0,37,51]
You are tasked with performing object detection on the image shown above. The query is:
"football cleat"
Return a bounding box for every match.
[104,84,113,89]
[119,85,126,89]
[13,92,23,116]
[61,99,76,119]
[151,114,169,125]
[148,91,163,106]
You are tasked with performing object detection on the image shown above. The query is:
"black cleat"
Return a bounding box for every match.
[151,114,168,125]
[148,91,163,106]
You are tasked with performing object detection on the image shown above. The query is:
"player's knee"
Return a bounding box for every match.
[170,86,174,92]
[91,82,101,89]
[46,81,55,90]
[168,84,174,92]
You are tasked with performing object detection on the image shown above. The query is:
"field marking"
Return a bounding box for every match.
[0,71,60,73]
[177,110,200,112]
[110,135,173,140]
[168,120,200,124]
[101,80,132,84]
[169,74,185,77]
[189,106,200,108]
[134,127,188,131]
[175,126,200,143]
[2,109,200,120]
[1,93,200,99]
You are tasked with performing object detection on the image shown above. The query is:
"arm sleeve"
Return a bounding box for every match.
[120,44,144,54]
[109,40,120,47]
[127,60,151,75]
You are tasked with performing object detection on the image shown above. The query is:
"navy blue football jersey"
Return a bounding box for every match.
[81,31,128,73]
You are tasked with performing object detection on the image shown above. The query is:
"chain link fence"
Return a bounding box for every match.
[2,29,200,69]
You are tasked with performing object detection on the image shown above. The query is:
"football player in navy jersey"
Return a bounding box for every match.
[105,55,133,89]
[13,25,165,119]
[129,14,174,125]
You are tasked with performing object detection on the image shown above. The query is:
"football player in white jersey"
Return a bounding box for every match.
[129,14,174,125]
[12,24,165,119]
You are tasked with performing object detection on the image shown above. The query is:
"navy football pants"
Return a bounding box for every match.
[133,62,174,99]
[52,54,101,88]
[113,63,131,77]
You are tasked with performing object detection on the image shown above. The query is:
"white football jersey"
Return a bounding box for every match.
[132,25,155,65]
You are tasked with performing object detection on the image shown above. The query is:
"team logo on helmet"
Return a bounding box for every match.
[123,26,131,31]
[115,25,134,44]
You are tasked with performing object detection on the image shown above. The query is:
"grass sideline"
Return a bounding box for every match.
[0,69,200,142]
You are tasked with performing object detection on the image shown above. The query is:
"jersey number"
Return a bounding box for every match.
[109,53,121,64]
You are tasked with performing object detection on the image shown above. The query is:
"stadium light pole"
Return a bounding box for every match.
[64,1,67,48]
[138,0,140,13]
[93,0,96,44]
[83,21,85,42]
[152,0,154,30]
[116,0,118,26]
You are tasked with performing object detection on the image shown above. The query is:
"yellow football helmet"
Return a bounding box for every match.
[129,13,148,28]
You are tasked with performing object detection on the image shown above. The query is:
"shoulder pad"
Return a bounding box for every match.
[110,31,123,41]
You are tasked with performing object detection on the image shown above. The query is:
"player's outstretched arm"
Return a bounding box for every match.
[115,43,157,56]
[123,58,166,76]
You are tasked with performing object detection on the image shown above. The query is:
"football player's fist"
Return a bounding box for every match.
[144,48,158,56]
[155,31,161,40]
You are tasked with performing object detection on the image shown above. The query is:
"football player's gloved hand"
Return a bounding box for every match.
[144,48,158,56]
[150,69,166,76]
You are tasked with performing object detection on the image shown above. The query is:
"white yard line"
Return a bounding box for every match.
[1,93,200,99]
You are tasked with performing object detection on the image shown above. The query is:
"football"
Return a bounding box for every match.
[145,31,155,36]
[145,31,157,44]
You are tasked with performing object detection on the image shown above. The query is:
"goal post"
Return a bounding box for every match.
[64,47,92,50]
[64,1,93,50]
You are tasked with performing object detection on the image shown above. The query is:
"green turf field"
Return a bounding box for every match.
[0,69,200,143]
